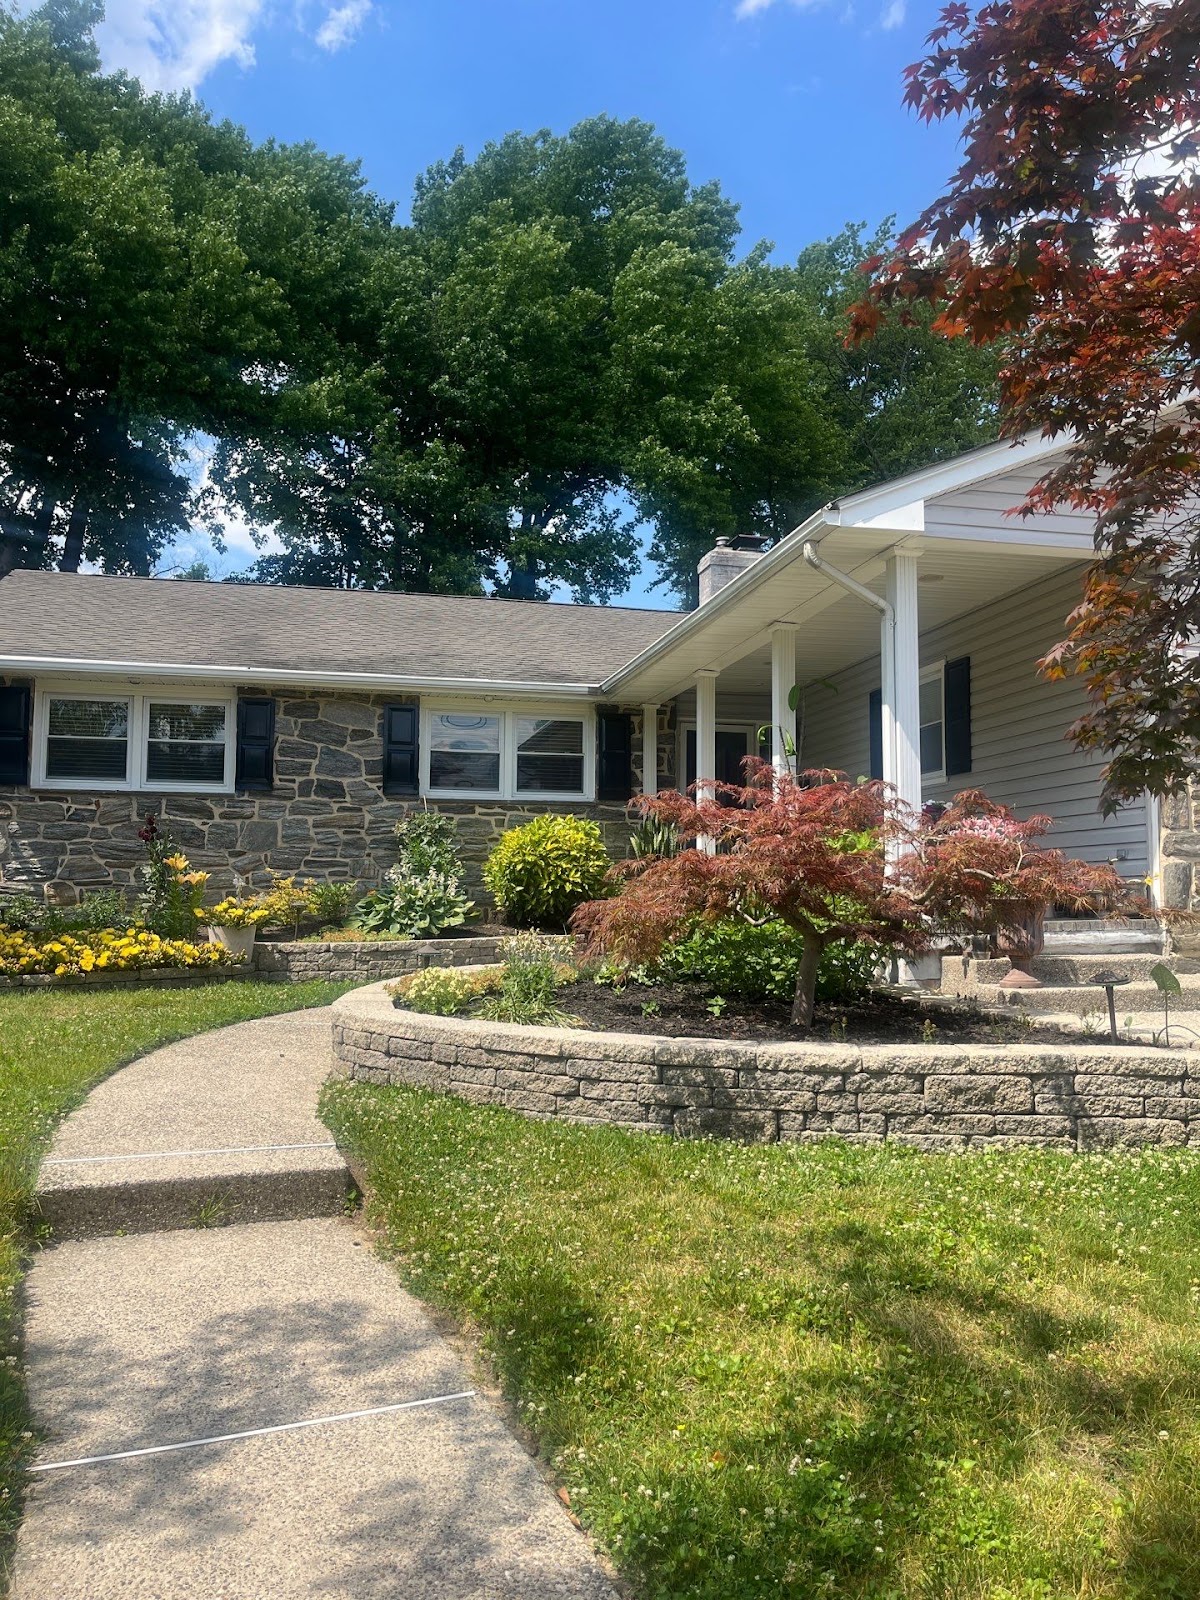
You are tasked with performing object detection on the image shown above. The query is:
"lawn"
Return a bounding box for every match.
[323,1079,1200,1600]
[0,979,352,1575]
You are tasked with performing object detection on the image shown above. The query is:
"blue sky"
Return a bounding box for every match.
[86,0,964,598]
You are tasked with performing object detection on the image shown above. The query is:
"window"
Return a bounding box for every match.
[34,690,233,791]
[428,713,502,792]
[45,698,131,782]
[919,666,944,778]
[423,706,592,799]
[515,716,584,794]
[146,702,227,785]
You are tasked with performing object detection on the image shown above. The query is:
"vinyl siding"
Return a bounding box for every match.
[801,565,1150,877]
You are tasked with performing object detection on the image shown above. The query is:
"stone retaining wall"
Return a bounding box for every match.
[252,935,505,984]
[331,982,1200,1150]
[0,966,257,991]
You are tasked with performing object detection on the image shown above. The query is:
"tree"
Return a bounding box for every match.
[853,0,1200,806]
[0,2,392,577]
[574,766,1122,1026]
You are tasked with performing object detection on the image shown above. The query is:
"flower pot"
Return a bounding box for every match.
[996,902,1045,987]
[207,925,257,961]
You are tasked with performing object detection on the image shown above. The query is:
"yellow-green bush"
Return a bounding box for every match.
[391,965,501,1016]
[0,929,237,978]
[482,814,611,928]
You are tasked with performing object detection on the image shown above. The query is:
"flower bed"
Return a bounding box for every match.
[331,980,1200,1151]
[0,927,238,982]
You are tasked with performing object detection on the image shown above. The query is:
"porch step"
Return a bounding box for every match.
[961,953,1191,987]
[1041,919,1163,956]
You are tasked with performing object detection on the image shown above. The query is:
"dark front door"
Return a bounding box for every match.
[685,728,751,795]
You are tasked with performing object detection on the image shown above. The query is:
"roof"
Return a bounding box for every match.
[0,572,680,692]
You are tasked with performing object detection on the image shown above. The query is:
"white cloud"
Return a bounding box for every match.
[314,0,373,52]
[880,0,905,26]
[735,0,823,16]
[95,0,266,93]
[735,0,901,25]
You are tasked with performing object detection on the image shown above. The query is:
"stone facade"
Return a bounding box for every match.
[332,982,1200,1150]
[0,684,671,902]
[1159,782,1200,911]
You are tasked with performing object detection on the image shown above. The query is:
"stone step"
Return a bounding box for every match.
[980,981,1200,1016]
[1043,927,1163,955]
[967,953,1192,986]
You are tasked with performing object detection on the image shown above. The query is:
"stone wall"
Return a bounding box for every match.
[332,982,1200,1150]
[0,684,664,901]
[253,935,505,984]
[1159,783,1200,911]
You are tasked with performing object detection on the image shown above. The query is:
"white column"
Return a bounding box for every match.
[694,671,718,854]
[770,623,798,780]
[884,551,922,817]
[641,704,659,798]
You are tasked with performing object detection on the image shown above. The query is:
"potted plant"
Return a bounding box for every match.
[199,897,270,960]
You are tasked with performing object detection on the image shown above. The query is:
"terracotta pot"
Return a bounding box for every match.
[207,925,257,961]
[995,902,1046,979]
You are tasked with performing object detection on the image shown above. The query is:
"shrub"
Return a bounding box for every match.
[483,814,611,929]
[477,933,580,1025]
[1,889,137,936]
[353,812,475,938]
[656,917,879,1005]
[0,929,237,978]
[254,874,314,937]
[306,881,355,928]
[395,967,480,1016]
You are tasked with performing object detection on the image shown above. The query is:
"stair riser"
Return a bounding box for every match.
[36,1166,352,1241]
[980,985,1193,1016]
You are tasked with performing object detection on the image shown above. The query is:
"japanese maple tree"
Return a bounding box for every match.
[854,1,1200,806]
[573,766,1124,1026]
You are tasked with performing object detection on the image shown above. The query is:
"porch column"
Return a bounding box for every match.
[641,703,659,798]
[770,623,798,780]
[695,669,718,852]
[884,551,922,817]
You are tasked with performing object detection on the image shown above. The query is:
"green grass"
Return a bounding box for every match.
[322,1080,1200,1600]
[0,979,353,1573]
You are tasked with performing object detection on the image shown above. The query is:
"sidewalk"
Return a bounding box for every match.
[11,1012,615,1599]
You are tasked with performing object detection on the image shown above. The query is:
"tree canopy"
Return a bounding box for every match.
[2,3,999,602]
[857,0,1200,806]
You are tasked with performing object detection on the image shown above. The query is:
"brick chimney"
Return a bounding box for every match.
[697,534,769,606]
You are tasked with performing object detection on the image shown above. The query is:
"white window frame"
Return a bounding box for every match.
[919,661,946,785]
[421,701,595,802]
[31,683,236,794]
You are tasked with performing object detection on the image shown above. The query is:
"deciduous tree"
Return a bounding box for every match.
[854,0,1200,806]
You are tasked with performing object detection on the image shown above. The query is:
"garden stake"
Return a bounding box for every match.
[1093,973,1131,1043]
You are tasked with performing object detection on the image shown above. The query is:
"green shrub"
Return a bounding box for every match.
[483,814,611,929]
[657,917,880,1005]
[353,812,475,938]
[396,967,479,1016]
[477,933,579,1025]
[305,881,355,928]
[1,888,136,936]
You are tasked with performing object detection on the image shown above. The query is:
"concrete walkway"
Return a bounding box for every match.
[12,1011,615,1600]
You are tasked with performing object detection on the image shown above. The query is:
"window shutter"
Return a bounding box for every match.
[382,704,419,796]
[597,711,633,802]
[236,698,275,792]
[868,688,883,781]
[944,656,972,776]
[0,685,31,786]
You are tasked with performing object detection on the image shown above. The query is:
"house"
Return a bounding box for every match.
[0,432,1179,907]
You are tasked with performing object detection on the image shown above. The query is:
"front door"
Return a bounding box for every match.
[684,728,752,795]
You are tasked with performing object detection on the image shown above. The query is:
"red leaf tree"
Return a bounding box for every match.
[853,1,1200,806]
[573,766,1125,1027]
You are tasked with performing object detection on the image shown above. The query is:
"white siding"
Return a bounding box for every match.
[801,566,1150,877]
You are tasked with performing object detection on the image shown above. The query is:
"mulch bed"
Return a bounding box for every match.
[561,978,1085,1046]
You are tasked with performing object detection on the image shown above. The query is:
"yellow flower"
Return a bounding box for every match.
[163,853,190,871]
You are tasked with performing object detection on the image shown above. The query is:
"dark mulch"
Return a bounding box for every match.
[562,978,1085,1046]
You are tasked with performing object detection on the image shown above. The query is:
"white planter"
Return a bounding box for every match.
[897,951,944,990]
[207,925,257,961]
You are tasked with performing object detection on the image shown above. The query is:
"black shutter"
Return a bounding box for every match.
[868,688,883,781]
[597,711,633,802]
[0,685,31,786]
[944,656,972,776]
[382,704,419,796]
[236,698,275,792]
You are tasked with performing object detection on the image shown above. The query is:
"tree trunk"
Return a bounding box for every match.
[60,499,88,572]
[791,929,824,1027]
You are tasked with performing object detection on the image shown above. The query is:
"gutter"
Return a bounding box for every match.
[0,655,599,699]
[600,504,839,694]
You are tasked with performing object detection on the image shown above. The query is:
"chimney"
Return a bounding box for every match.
[697,534,768,606]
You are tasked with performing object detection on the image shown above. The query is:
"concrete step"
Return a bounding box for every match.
[967,953,1192,986]
[1043,927,1163,955]
[980,981,1200,1016]
[34,1010,351,1241]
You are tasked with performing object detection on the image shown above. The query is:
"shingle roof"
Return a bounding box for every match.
[0,572,681,687]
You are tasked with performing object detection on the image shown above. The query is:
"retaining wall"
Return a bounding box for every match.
[331,982,1200,1151]
[252,935,505,984]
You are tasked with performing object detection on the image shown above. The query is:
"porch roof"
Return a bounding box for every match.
[604,432,1097,702]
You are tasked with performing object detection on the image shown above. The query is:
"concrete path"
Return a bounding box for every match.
[12,1010,615,1600]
